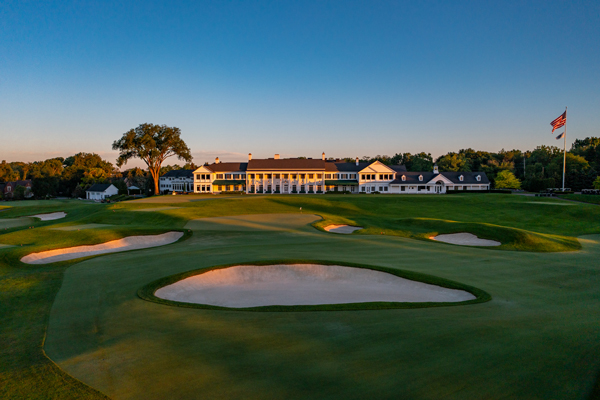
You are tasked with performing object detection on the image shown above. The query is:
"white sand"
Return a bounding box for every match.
[30,212,67,220]
[155,264,475,307]
[433,232,501,246]
[21,231,183,264]
[324,224,363,234]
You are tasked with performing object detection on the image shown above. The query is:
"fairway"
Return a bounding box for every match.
[2,194,600,399]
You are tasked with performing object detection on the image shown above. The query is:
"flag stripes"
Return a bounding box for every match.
[550,111,566,132]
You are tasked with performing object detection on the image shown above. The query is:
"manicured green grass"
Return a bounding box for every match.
[559,194,600,205]
[1,194,600,399]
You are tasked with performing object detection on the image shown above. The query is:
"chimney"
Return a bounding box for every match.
[215,157,220,164]
[433,164,439,174]
[355,157,359,166]
[322,152,325,160]
[274,154,280,159]
[248,153,252,161]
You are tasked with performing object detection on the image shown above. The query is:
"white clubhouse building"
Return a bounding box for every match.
[179,153,490,195]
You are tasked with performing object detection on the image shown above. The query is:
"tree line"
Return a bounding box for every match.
[357,137,600,191]
[1,129,599,199]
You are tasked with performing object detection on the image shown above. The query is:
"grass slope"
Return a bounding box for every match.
[0,195,599,399]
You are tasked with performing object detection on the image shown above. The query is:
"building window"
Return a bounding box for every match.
[401,186,405,192]
[379,174,384,180]
[476,175,481,182]
[249,174,254,179]
[384,187,388,192]
[459,175,464,181]
[401,175,406,181]
[274,174,280,179]
[292,185,297,192]
[371,186,375,192]
[291,174,297,179]
[379,186,383,191]
[419,175,423,181]
[300,174,305,179]
[418,186,426,191]
[225,174,232,179]
[308,174,314,179]
[266,174,272,179]
[317,174,322,179]
[362,187,366,192]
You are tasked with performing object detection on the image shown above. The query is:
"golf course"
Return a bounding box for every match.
[2,193,600,399]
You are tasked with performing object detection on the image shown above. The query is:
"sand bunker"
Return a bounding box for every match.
[155,264,475,307]
[21,232,183,264]
[433,233,501,246]
[324,225,363,234]
[30,212,67,221]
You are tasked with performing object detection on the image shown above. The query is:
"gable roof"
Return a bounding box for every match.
[325,161,371,172]
[247,158,325,171]
[390,171,490,185]
[161,169,194,178]
[390,172,436,184]
[441,171,490,184]
[87,183,114,192]
[207,162,248,172]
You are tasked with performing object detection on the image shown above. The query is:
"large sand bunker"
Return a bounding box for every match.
[155,264,475,307]
[433,233,501,246]
[324,225,363,234]
[30,212,67,221]
[21,232,183,264]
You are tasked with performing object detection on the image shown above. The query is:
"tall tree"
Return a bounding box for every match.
[112,124,192,195]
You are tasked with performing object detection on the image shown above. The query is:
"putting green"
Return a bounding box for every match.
[44,213,600,399]
[50,224,114,231]
[0,217,34,229]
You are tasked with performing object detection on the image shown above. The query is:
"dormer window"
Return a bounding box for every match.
[401,175,406,181]
[476,175,481,182]
[459,175,464,182]
[419,175,423,182]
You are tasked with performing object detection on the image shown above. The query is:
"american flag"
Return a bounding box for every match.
[550,111,566,132]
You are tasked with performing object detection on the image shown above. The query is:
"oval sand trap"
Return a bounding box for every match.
[433,232,500,246]
[30,212,67,221]
[155,264,475,307]
[21,232,183,264]
[324,225,363,234]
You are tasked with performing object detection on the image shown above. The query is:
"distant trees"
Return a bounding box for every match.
[594,176,600,190]
[112,124,192,195]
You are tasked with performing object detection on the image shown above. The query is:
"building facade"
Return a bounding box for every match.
[185,154,490,194]
[158,170,194,194]
[86,183,119,200]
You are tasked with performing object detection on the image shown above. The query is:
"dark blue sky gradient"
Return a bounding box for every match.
[1,1,599,165]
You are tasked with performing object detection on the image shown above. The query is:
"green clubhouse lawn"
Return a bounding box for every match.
[1,194,600,399]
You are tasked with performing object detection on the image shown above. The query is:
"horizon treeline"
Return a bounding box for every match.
[1,137,598,198]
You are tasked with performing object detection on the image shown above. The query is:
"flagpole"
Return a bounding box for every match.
[562,106,567,191]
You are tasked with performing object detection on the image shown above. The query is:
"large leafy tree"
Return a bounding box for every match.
[494,170,521,189]
[112,124,192,195]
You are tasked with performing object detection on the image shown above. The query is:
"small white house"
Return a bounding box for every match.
[86,183,119,200]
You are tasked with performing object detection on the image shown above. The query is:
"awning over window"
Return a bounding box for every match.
[324,180,359,186]
[212,180,246,185]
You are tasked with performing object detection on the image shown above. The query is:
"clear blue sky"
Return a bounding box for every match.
[1,0,599,167]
